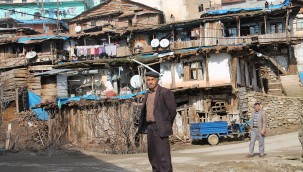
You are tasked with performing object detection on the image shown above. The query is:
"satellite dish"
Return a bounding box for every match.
[75,25,82,33]
[160,38,170,48]
[130,75,143,89]
[151,39,160,48]
[26,51,37,59]
[256,53,263,57]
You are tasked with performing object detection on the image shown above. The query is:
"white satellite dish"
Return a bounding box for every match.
[75,25,82,33]
[160,38,170,48]
[26,51,37,59]
[256,53,263,57]
[130,75,143,89]
[151,38,160,48]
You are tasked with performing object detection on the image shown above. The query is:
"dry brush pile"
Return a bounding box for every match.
[49,98,146,154]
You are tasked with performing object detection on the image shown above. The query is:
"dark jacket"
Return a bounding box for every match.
[138,86,177,137]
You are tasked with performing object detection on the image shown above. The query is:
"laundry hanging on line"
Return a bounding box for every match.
[76,44,117,57]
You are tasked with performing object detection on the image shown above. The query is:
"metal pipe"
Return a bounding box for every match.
[130,59,161,75]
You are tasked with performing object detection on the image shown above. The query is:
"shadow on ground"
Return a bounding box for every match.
[0,149,131,172]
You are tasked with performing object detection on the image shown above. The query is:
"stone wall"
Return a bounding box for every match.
[246,91,303,128]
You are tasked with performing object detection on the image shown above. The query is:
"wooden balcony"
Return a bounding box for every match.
[258,32,287,43]
[128,33,289,56]
[170,40,201,49]
[0,56,26,69]
[117,46,131,57]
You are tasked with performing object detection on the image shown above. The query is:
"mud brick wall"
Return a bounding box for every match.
[246,91,303,128]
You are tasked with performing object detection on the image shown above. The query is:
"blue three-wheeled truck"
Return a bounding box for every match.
[190,119,250,145]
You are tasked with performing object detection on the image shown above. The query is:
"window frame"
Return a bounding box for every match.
[183,61,204,81]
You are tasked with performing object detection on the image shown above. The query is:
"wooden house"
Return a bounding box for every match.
[66,0,165,59]
[3,1,303,149]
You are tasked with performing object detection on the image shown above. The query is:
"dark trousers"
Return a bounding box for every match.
[147,124,172,172]
[262,78,268,94]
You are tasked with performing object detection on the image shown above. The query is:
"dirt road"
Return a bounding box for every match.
[0,132,302,172]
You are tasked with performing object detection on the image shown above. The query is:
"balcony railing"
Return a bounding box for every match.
[112,33,290,58]
[258,32,286,43]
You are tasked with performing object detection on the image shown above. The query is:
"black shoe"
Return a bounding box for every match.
[259,154,265,158]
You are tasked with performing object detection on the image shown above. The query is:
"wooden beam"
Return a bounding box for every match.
[15,88,19,114]
[205,54,209,86]
[171,63,176,89]
[231,57,238,93]
[28,65,53,71]
[240,58,246,87]
[264,16,267,34]
[267,56,287,75]
[285,9,290,45]
[258,65,264,93]
[237,18,240,37]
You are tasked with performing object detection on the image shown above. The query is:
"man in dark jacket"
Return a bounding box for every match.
[138,71,177,172]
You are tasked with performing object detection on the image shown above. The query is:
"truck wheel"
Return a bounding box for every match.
[208,134,219,145]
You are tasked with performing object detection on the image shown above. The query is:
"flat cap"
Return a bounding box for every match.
[145,71,160,78]
[254,101,261,106]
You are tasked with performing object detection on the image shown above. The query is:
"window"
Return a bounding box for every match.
[91,21,96,27]
[249,25,260,35]
[34,12,41,20]
[4,12,10,18]
[270,22,283,33]
[198,4,204,12]
[297,18,303,31]
[183,61,204,81]
[224,27,237,37]
[128,19,132,26]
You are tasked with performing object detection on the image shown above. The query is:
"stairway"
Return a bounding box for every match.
[280,75,303,97]
[266,68,284,96]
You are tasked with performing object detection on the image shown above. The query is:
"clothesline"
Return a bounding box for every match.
[75,44,118,56]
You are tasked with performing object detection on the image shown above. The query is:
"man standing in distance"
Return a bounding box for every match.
[138,71,177,172]
[246,101,267,158]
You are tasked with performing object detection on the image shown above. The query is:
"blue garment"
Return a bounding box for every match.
[253,111,259,127]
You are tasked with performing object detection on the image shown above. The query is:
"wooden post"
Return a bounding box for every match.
[205,54,209,86]
[199,23,203,46]
[264,16,267,34]
[231,56,238,93]
[237,18,241,37]
[50,42,54,65]
[15,88,19,114]
[245,61,250,86]
[171,63,176,89]
[171,29,175,49]
[258,65,264,93]
[285,9,290,45]
[252,64,258,91]
[5,123,11,150]
[240,58,246,87]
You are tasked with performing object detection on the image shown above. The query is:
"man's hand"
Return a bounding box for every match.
[260,130,266,136]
